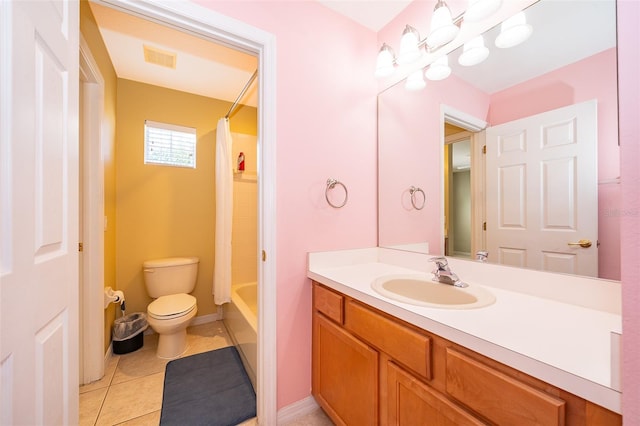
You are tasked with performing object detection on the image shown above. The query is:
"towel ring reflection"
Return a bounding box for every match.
[409,186,425,210]
[326,178,348,208]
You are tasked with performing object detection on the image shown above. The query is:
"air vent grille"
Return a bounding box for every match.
[143,45,177,69]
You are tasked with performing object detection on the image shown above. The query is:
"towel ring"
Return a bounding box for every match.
[326,178,348,208]
[409,186,426,210]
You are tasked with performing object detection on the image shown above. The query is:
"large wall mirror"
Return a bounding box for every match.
[378,0,619,280]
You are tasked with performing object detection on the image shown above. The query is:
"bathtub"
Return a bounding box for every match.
[224,282,257,388]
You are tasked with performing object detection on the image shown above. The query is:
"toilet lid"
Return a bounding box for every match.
[148,293,196,319]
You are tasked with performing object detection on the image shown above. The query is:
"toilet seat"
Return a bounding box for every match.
[148,293,197,320]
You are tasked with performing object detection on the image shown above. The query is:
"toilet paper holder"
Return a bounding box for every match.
[104,286,125,310]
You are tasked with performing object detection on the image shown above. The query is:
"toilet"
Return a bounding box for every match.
[143,257,199,359]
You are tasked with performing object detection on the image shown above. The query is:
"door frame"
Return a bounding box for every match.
[440,105,487,257]
[91,0,278,421]
[79,34,106,385]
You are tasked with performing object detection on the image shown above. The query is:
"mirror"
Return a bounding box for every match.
[378,0,619,280]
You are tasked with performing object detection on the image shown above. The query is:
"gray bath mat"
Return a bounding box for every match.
[160,346,256,426]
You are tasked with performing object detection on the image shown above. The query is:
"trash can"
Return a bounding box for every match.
[112,313,148,354]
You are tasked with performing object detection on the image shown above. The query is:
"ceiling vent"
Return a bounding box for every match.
[143,45,177,69]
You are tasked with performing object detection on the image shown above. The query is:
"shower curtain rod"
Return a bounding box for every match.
[225,70,258,119]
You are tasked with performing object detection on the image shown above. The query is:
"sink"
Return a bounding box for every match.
[371,274,496,309]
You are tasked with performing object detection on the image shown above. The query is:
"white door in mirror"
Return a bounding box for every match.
[485,100,598,277]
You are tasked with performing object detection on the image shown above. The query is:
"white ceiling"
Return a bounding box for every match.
[449,0,617,94]
[90,0,616,104]
[89,2,259,108]
[317,0,411,31]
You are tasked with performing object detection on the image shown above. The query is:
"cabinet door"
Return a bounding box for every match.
[386,361,487,426]
[313,313,379,425]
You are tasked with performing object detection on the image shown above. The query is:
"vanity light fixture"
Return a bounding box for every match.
[458,35,490,66]
[374,0,526,88]
[425,54,452,81]
[374,0,501,80]
[397,25,423,65]
[495,11,532,48]
[426,0,460,48]
[405,69,427,91]
[464,0,502,23]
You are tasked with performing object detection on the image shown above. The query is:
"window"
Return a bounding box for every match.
[144,120,197,168]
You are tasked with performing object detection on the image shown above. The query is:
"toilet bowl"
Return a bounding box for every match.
[143,257,199,359]
[147,293,197,358]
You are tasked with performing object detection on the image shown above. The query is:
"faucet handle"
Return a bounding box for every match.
[429,256,449,269]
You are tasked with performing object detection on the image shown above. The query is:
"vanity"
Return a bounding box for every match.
[312,0,623,422]
[308,248,622,425]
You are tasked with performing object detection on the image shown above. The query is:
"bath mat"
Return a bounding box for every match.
[160,346,256,426]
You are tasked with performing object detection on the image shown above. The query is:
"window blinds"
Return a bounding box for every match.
[144,120,197,168]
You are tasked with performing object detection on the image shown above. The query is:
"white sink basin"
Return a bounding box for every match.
[371,274,496,309]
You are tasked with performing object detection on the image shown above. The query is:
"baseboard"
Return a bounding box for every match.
[190,313,221,326]
[105,343,113,363]
[276,395,320,424]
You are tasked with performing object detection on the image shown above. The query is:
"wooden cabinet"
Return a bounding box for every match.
[385,359,486,425]
[312,291,378,425]
[445,348,565,425]
[311,281,622,426]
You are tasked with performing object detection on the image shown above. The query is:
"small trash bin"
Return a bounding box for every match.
[112,313,148,355]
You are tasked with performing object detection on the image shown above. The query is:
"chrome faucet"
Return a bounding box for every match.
[476,251,489,262]
[429,257,468,288]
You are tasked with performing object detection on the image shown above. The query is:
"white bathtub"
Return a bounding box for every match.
[224,282,257,388]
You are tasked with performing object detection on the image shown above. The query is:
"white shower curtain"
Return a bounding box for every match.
[214,117,233,305]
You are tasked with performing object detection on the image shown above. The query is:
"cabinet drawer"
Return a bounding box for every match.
[313,283,344,324]
[446,348,566,426]
[345,300,431,380]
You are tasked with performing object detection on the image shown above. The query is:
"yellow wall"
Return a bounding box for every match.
[80,0,118,352]
[115,78,257,317]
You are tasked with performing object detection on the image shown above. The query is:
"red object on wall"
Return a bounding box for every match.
[237,152,245,172]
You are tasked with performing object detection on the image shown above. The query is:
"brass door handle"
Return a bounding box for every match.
[568,239,592,248]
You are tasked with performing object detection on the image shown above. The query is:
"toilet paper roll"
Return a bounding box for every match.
[111,290,125,304]
[105,288,125,305]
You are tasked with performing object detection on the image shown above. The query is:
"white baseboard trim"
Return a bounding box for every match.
[190,313,221,326]
[276,395,320,424]
[105,343,113,363]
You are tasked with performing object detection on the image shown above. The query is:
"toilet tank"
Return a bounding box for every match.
[143,257,199,298]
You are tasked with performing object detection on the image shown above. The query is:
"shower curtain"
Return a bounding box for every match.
[214,117,233,305]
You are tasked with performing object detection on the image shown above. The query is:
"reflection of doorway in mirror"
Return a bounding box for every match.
[444,124,476,259]
[485,100,598,277]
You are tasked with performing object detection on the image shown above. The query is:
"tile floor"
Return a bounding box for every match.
[79,321,333,426]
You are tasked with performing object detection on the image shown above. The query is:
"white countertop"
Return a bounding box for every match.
[308,248,622,414]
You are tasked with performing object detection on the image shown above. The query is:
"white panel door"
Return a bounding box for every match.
[1,0,79,424]
[485,100,598,276]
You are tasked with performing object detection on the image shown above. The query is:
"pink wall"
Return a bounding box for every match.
[378,75,489,251]
[195,0,640,420]
[194,1,379,408]
[618,0,640,423]
[489,48,620,280]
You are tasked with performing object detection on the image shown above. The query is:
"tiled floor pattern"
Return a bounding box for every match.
[79,321,333,426]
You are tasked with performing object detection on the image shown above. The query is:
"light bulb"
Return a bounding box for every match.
[405,69,426,91]
[427,1,459,47]
[375,44,395,78]
[458,35,489,66]
[495,12,533,48]
[397,25,422,65]
[425,55,451,81]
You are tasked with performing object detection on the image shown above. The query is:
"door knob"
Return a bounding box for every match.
[567,239,592,248]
